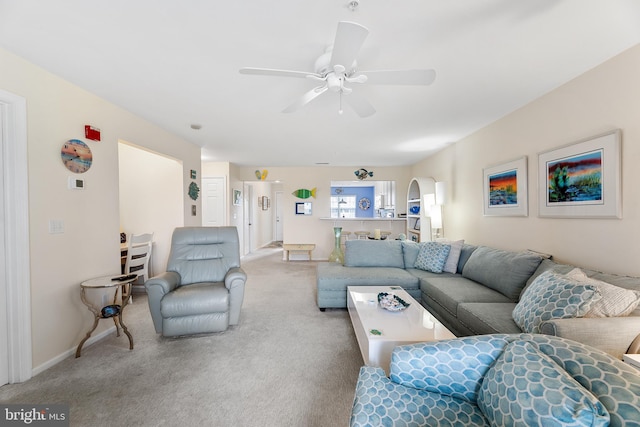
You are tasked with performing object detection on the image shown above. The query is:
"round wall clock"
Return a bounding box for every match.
[61,139,92,173]
[358,197,371,210]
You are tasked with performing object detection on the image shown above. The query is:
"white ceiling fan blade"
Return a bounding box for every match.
[344,92,376,118]
[359,69,436,86]
[345,74,367,84]
[282,86,329,113]
[329,21,369,70]
[239,67,320,79]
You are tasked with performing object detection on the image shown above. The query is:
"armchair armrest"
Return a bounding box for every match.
[144,271,181,333]
[225,267,247,290]
[145,271,180,294]
[539,316,640,359]
[225,267,247,326]
[390,335,511,403]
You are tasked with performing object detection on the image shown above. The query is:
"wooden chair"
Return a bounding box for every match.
[123,232,154,301]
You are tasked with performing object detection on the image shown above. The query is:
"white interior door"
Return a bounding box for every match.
[275,191,283,241]
[202,177,226,227]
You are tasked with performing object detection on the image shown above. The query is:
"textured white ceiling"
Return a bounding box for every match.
[1,0,639,166]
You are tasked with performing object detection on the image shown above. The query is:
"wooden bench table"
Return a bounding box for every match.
[283,244,315,261]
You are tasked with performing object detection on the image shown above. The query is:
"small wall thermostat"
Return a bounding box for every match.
[68,176,85,190]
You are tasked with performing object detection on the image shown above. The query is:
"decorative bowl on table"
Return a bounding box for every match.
[377,292,410,312]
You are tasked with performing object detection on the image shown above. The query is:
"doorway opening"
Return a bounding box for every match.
[118,141,183,276]
[242,181,284,258]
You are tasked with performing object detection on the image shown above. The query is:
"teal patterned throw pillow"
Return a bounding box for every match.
[414,242,451,273]
[478,340,610,426]
[512,270,601,333]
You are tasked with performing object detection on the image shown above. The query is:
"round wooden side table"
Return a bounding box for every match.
[75,275,136,358]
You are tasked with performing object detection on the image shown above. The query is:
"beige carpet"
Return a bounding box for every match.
[0,251,363,427]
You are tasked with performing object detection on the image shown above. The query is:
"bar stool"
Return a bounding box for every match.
[380,231,392,239]
[354,231,370,240]
[340,231,351,247]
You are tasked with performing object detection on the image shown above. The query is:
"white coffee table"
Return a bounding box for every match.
[347,286,456,375]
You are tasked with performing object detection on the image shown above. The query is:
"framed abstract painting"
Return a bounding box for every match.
[483,156,528,217]
[538,130,621,218]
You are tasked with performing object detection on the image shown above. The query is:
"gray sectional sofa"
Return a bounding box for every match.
[316,239,640,358]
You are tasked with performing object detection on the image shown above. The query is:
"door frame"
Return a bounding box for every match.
[1,89,32,384]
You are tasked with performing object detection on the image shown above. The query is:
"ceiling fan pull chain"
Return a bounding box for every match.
[339,91,344,115]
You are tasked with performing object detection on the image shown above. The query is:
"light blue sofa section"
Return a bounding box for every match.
[317,240,640,358]
[350,334,640,427]
[316,240,421,309]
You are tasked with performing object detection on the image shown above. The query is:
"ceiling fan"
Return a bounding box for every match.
[239,21,436,118]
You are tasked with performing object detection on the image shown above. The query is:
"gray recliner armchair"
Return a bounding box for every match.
[144,226,246,337]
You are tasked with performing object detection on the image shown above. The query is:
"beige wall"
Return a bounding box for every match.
[233,166,414,258]
[0,47,201,370]
[411,43,640,276]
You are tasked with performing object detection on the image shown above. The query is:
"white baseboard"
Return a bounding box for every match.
[32,326,116,377]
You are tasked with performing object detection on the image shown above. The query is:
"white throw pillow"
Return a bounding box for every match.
[436,239,465,274]
[566,268,640,317]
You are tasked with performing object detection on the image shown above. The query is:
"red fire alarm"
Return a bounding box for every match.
[84,125,101,141]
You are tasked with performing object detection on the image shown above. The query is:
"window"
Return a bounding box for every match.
[331,195,356,218]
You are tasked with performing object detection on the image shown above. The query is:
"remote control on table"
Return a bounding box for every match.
[111,274,137,282]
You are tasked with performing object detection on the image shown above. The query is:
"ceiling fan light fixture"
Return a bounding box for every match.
[241,21,435,118]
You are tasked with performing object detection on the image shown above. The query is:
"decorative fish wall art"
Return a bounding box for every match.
[292,188,316,199]
[255,169,268,180]
[354,168,374,180]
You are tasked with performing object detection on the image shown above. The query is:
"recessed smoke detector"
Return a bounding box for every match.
[347,0,359,11]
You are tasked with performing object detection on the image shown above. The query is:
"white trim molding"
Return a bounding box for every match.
[1,89,32,383]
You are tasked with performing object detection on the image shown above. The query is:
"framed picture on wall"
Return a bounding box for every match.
[295,202,312,215]
[538,130,621,218]
[233,189,242,206]
[483,156,528,217]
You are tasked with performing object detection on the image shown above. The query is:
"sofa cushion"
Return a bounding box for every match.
[565,268,640,317]
[415,242,451,273]
[407,268,458,281]
[457,303,521,335]
[478,340,610,426]
[407,241,476,273]
[344,240,404,268]
[457,244,478,274]
[391,335,511,404]
[437,239,465,273]
[462,246,543,301]
[421,277,512,317]
[161,282,229,317]
[316,263,420,291]
[512,271,601,334]
[401,240,420,269]
[350,366,490,427]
